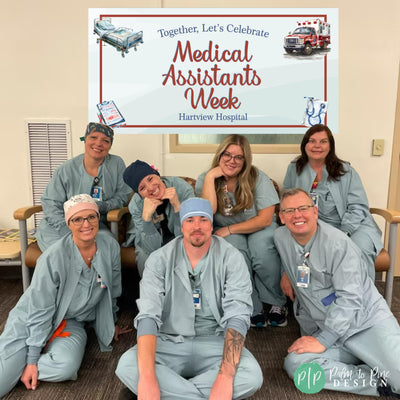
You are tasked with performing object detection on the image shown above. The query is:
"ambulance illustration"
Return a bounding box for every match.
[284,19,331,55]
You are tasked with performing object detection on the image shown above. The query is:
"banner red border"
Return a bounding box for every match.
[98,14,328,128]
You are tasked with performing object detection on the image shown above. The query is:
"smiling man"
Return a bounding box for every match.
[274,188,400,397]
[116,197,262,400]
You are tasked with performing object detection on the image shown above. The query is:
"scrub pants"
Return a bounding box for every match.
[135,245,149,277]
[223,224,286,315]
[350,228,378,281]
[284,315,400,396]
[116,335,263,400]
[0,319,87,398]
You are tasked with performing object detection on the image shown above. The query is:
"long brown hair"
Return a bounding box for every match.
[295,124,347,180]
[211,135,258,214]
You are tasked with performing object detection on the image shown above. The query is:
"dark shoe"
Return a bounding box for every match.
[118,387,137,400]
[250,313,267,328]
[268,305,288,327]
[378,377,400,398]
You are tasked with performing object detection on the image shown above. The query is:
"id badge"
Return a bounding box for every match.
[193,289,201,310]
[310,193,318,207]
[97,274,107,289]
[297,265,310,288]
[91,186,102,201]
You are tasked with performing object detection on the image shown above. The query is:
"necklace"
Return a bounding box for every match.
[80,242,97,264]
[85,253,95,267]
[85,250,96,262]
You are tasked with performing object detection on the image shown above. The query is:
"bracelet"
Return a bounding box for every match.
[227,225,232,235]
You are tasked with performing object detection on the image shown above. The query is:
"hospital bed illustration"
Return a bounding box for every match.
[94,18,143,57]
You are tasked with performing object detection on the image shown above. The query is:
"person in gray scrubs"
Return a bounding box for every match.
[274,188,400,397]
[36,122,132,251]
[283,124,382,279]
[196,134,286,328]
[116,198,263,400]
[123,160,194,276]
[0,194,130,397]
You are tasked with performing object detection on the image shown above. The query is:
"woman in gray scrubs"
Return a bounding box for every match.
[196,134,287,329]
[0,194,130,397]
[35,122,132,251]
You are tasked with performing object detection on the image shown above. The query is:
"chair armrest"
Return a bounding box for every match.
[13,205,43,220]
[370,208,400,224]
[107,207,130,240]
[13,205,42,292]
[107,206,130,223]
[370,207,400,308]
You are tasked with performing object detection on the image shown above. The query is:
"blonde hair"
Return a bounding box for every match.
[211,135,258,214]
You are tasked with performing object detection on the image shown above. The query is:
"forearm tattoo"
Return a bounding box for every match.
[219,328,245,377]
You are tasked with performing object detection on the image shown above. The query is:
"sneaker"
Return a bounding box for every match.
[378,377,400,398]
[268,305,288,327]
[250,313,267,328]
[118,387,137,400]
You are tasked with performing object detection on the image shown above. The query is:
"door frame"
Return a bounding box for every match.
[388,63,400,276]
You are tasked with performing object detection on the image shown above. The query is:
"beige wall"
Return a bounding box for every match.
[1,1,399,263]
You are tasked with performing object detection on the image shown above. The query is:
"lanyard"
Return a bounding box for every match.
[302,252,310,266]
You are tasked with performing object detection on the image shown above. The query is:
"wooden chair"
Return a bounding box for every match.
[108,178,400,307]
[13,206,43,291]
[14,180,400,309]
[370,208,400,307]
[12,177,197,291]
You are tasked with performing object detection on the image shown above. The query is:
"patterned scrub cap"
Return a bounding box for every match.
[80,122,114,144]
[64,194,99,224]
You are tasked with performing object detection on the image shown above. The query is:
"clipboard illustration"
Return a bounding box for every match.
[97,100,126,127]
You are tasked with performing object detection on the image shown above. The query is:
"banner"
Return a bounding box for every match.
[88,8,338,134]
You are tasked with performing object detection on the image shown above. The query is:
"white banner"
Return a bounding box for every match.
[89,8,338,134]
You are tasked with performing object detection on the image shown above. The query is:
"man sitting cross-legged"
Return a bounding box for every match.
[116,197,263,400]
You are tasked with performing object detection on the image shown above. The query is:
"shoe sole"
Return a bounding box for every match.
[251,322,267,328]
[268,320,288,327]
[268,308,289,327]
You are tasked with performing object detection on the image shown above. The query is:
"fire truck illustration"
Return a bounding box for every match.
[284,19,331,56]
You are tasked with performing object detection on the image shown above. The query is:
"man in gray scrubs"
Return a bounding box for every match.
[116,198,262,400]
[274,188,400,397]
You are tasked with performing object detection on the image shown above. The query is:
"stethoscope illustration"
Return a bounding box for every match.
[305,97,326,125]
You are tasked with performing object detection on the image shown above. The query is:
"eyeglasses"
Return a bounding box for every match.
[308,139,329,145]
[281,205,314,215]
[221,151,245,163]
[69,214,99,226]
